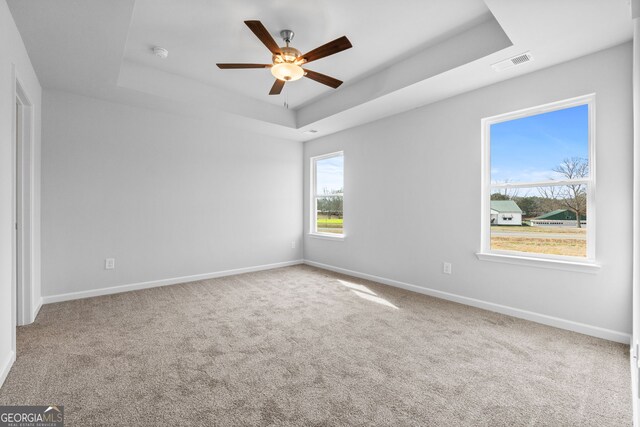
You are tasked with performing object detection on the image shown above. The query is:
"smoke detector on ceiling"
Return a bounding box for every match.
[491,52,533,72]
[153,46,169,59]
[303,129,319,134]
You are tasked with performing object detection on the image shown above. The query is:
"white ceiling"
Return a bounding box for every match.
[6,0,634,142]
[123,0,491,109]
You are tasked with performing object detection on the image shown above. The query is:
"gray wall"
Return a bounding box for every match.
[304,43,633,338]
[42,90,302,297]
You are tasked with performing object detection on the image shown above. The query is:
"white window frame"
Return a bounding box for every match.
[478,94,599,272]
[310,151,344,239]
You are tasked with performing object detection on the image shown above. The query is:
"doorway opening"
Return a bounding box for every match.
[13,75,35,338]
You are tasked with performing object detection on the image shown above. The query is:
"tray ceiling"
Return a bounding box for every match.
[7,0,633,141]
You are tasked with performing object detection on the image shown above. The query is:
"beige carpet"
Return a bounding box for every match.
[0,265,631,426]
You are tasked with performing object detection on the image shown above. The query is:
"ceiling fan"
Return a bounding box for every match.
[217,20,352,95]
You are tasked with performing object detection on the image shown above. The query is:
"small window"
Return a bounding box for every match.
[481,95,595,262]
[311,152,344,237]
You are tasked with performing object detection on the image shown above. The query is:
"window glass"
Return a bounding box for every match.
[316,155,344,194]
[312,153,344,236]
[490,104,589,183]
[485,99,593,260]
[490,185,587,258]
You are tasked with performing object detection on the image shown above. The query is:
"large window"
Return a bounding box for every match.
[311,152,344,237]
[481,95,595,263]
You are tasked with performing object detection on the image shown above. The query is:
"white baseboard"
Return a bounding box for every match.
[0,350,16,389]
[304,260,631,344]
[42,260,304,304]
[31,297,42,321]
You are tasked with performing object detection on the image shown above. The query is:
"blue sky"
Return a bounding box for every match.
[490,104,588,184]
[316,155,344,194]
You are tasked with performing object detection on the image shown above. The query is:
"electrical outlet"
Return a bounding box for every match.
[105,258,115,270]
[291,241,296,249]
[443,262,452,275]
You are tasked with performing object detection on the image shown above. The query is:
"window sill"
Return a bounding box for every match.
[308,233,345,241]
[475,252,600,274]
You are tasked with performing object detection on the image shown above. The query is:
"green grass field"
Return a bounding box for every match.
[490,225,586,257]
[491,237,586,257]
[316,215,343,234]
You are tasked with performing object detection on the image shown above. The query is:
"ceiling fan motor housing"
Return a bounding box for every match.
[274,46,302,64]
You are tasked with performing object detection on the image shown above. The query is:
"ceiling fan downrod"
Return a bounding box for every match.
[280,30,294,46]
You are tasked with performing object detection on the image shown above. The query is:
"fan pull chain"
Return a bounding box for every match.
[284,85,289,109]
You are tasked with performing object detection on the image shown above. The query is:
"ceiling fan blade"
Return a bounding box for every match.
[244,20,281,55]
[298,36,352,64]
[269,79,285,95]
[216,63,271,69]
[303,69,343,89]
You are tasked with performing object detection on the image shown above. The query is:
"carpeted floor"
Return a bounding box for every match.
[0,265,631,426]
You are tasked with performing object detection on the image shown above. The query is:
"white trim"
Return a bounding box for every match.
[0,351,16,389]
[475,252,600,273]
[310,151,344,162]
[491,178,589,189]
[41,260,304,304]
[13,68,37,326]
[32,297,42,321]
[480,93,597,263]
[632,16,640,427]
[10,66,17,364]
[304,260,629,344]
[484,93,596,125]
[308,232,345,241]
[316,193,344,198]
[481,245,595,264]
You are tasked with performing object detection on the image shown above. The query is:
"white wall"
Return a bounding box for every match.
[42,90,302,298]
[304,43,633,341]
[0,0,42,385]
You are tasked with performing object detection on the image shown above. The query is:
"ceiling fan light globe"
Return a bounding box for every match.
[271,63,304,82]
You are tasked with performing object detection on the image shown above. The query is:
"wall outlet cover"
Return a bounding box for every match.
[443,262,452,274]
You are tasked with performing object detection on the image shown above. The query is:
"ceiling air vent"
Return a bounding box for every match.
[491,52,533,72]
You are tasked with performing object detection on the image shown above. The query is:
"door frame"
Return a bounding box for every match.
[632,3,640,425]
[12,66,36,340]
